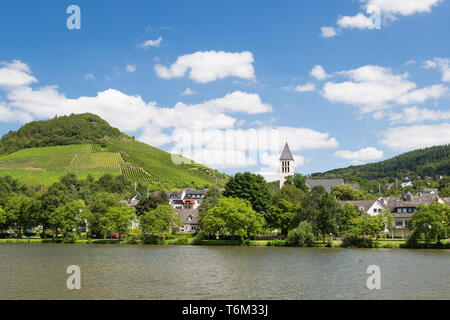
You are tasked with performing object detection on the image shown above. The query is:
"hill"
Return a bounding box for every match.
[312,145,450,180]
[0,114,227,188]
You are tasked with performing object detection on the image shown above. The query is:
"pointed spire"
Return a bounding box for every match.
[279,142,294,161]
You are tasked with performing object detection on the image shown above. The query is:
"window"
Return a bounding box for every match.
[402,208,407,213]
[187,215,193,221]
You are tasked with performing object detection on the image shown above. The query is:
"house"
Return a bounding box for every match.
[339,199,386,216]
[176,208,199,233]
[382,192,439,238]
[182,190,206,209]
[168,190,186,210]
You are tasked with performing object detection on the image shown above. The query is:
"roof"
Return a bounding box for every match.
[176,208,199,224]
[339,200,381,212]
[382,195,438,212]
[279,143,294,161]
[443,197,450,205]
[306,179,344,192]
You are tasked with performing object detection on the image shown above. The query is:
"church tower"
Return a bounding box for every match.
[279,142,294,188]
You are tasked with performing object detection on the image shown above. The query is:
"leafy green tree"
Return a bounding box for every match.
[272,184,304,206]
[5,195,36,238]
[49,200,87,236]
[287,221,315,246]
[331,185,365,201]
[269,199,296,236]
[135,193,168,216]
[294,185,325,228]
[316,192,341,243]
[338,203,362,235]
[139,205,181,237]
[39,182,73,233]
[107,206,136,239]
[86,192,121,238]
[223,172,271,220]
[284,173,308,192]
[0,206,8,233]
[411,203,450,243]
[199,185,222,222]
[201,197,265,238]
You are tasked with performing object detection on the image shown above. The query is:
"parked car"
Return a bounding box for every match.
[106,234,119,239]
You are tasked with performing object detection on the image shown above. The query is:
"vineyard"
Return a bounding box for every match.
[120,163,161,184]
[68,152,123,169]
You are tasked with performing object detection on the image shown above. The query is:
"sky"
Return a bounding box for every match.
[0,0,449,181]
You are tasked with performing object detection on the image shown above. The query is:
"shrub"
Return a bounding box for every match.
[287,221,314,247]
[172,238,189,245]
[341,235,373,248]
[266,240,287,247]
[63,232,78,243]
[143,234,161,244]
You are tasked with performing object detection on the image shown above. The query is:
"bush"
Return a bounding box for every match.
[63,232,78,243]
[266,240,287,247]
[287,221,314,247]
[127,229,142,244]
[172,238,189,245]
[341,235,373,248]
[143,234,161,244]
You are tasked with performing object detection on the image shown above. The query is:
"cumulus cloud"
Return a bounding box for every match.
[154,50,255,83]
[388,106,450,124]
[423,58,450,82]
[321,26,337,38]
[334,147,383,164]
[322,65,447,113]
[310,65,329,81]
[380,123,450,151]
[294,83,315,92]
[84,73,95,81]
[138,36,163,48]
[181,88,195,96]
[0,60,37,88]
[325,0,443,35]
[125,65,136,73]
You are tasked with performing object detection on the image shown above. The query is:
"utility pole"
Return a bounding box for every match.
[134,181,137,193]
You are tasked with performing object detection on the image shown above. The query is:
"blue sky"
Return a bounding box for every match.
[0,0,449,180]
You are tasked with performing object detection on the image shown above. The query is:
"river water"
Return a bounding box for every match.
[0,244,448,299]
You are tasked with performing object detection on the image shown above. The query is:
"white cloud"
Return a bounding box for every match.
[310,65,329,81]
[0,60,340,170]
[84,73,95,80]
[326,0,443,35]
[321,26,338,38]
[322,65,447,113]
[337,13,376,29]
[389,106,450,124]
[139,36,163,48]
[423,58,450,82]
[380,123,450,151]
[294,83,315,92]
[181,88,195,96]
[125,65,136,73]
[367,0,443,16]
[334,147,383,164]
[0,60,37,87]
[154,50,255,83]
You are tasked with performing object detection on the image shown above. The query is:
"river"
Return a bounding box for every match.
[0,244,448,299]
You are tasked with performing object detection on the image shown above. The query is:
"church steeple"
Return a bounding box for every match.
[279,142,294,188]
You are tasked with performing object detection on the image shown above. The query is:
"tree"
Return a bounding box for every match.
[5,195,36,238]
[86,192,121,238]
[284,173,308,192]
[338,203,362,235]
[411,203,449,243]
[223,172,271,220]
[287,221,315,246]
[139,205,181,237]
[135,193,168,216]
[199,185,222,222]
[269,199,296,236]
[39,182,73,234]
[201,197,265,238]
[49,200,87,236]
[107,206,136,240]
[272,184,304,206]
[331,185,365,201]
[294,185,325,228]
[316,192,341,243]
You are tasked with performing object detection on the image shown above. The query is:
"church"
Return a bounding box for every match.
[279,142,294,188]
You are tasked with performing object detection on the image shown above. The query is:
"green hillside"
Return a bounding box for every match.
[0,114,227,188]
[312,144,450,180]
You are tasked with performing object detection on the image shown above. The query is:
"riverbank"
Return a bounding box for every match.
[2,237,449,248]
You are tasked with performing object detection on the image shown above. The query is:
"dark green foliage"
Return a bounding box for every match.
[223,172,271,219]
[341,235,373,248]
[313,144,450,180]
[287,221,314,247]
[135,193,168,216]
[0,113,125,155]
